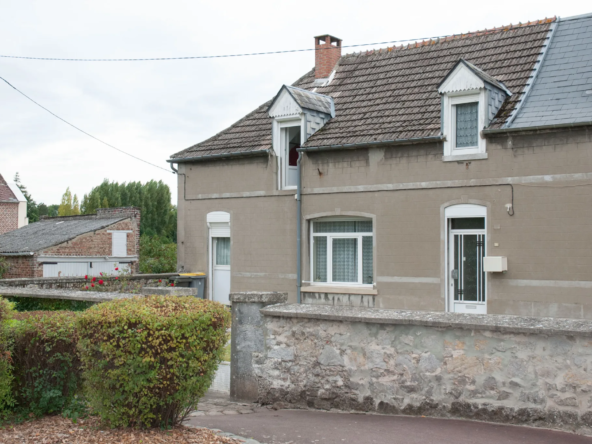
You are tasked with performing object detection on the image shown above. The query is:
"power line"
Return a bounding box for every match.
[0,75,173,174]
[0,22,552,62]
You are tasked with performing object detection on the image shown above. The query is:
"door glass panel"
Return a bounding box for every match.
[215,238,230,265]
[332,238,358,282]
[453,234,485,302]
[451,218,484,230]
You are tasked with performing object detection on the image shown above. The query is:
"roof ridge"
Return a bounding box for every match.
[343,17,556,58]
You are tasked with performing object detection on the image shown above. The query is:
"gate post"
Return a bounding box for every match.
[229,292,288,402]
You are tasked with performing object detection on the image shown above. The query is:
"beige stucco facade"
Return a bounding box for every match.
[176,127,592,318]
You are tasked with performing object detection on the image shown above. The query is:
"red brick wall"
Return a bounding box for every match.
[2,255,40,279]
[0,202,18,235]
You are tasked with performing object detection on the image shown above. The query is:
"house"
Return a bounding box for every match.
[169,14,592,318]
[0,207,140,278]
[0,173,28,235]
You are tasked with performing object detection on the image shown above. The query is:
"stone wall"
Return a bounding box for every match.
[231,297,592,436]
[0,273,178,290]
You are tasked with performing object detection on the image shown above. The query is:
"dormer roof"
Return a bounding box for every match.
[268,85,335,118]
[438,59,512,96]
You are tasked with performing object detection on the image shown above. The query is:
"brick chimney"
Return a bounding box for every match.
[315,35,342,79]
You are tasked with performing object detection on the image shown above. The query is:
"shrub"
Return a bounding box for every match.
[10,311,82,417]
[77,296,230,428]
[0,298,15,414]
[139,235,177,274]
[6,297,96,312]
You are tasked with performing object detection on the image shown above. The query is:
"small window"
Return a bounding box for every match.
[311,219,373,285]
[455,103,478,148]
[281,126,300,188]
[112,232,127,256]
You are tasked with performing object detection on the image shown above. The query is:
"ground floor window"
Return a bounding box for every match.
[311,218,373,285]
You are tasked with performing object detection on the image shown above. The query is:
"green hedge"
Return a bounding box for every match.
[0,298,15,414]
[10,311,82,417]
[6,297,96,313]
[77,296,230,428]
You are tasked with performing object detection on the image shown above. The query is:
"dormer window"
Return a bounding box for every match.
[268,85,335,190]
[438,59,511,161]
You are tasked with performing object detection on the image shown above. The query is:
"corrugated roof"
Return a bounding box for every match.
[171,19,554,159]
[510,14,592,128]
[0,216,125,254]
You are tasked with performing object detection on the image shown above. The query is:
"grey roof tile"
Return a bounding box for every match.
[0,216,126,254]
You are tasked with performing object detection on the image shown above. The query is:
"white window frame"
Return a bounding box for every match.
[443,91,487,158]
[273,117,303,190]
[310,218,373,287]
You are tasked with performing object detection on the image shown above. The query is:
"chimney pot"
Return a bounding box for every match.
[315,34,342,79]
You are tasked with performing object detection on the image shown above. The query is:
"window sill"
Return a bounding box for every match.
[301,285,377,295]
[442,153,488,162]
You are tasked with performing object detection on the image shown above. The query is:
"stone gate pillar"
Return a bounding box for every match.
[229,292,288,402]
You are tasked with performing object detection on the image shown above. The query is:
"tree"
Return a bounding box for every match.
[58,188,80,216]
[81,179,176,241]
[14,172,39,223]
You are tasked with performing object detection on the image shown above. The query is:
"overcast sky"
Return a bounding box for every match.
[0,0,589,206]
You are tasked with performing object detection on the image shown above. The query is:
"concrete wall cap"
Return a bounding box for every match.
[141,287,197,296]
[260,304,592,337]
[230,292,288,304]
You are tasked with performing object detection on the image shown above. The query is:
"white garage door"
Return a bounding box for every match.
[43,262,89,278]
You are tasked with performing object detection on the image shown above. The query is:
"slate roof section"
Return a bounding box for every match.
[510,14,592,128]
[283,86,334,116]
[0,216,125,254]
[171,19,554,159]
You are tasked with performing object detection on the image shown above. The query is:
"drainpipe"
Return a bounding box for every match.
[296,150,303,304]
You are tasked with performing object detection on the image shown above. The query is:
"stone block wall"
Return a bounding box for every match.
[231,299,592,436]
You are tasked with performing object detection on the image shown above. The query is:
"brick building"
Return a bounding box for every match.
[0,173,28,235]
[0,207,140,278]
[169,14,592,317]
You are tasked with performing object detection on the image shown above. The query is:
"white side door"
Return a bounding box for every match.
[212,237,231,305]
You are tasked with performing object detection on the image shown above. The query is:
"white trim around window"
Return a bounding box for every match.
[272,117,303,190]
[309,218,373,287]
[442,91,487,159]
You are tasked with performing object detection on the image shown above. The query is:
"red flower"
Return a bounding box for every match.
[91,284,95,288]
[91,277,96,282]
[158,279,162,283]
[84,275,88,280]
[115,267,119,271]
[100,272,103,276]
[85,286,88,290]
[99,280,104,285]
[171,283,175,287]
[115,277,119,280]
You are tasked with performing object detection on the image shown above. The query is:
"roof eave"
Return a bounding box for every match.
[168,149,271,164]
[484,121,592,135]
[0,252,35,256]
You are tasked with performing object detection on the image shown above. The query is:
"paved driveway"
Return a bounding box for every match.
[186,408,592,444]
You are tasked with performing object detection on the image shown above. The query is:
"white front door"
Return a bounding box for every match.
[448,217,487,314]
[212,237,231,305]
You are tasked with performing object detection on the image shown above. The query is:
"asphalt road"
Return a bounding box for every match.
[186,409,592,444]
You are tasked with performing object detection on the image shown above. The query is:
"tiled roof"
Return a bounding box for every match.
[0,216,125,254]
[510,14,592,128]
[171,19,554,159]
